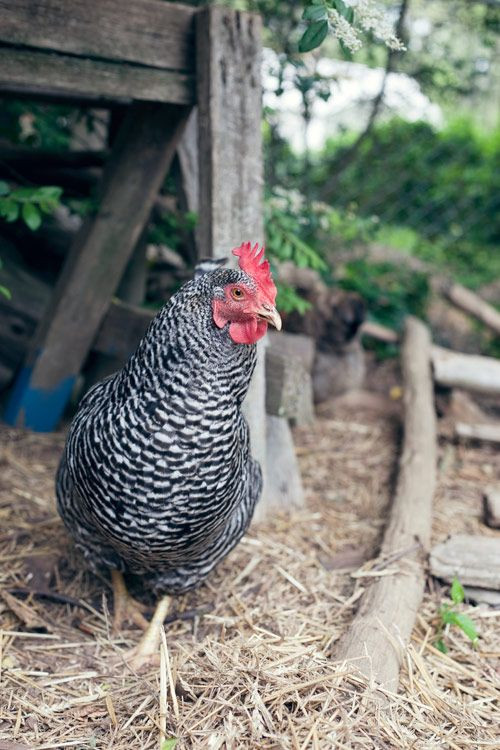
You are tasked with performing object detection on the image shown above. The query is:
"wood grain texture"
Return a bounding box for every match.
[430,535,500,590]
[0,0,195,72]
[432,345,500,395]
[196,6,263,259]
[334,317,437,694]
[7,102,190,429]
[0,48,195,105]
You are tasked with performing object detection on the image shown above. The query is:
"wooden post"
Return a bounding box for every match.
[196,7,272,511]
[5,102,190,431]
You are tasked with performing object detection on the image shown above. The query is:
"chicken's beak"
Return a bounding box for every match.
[257,303,282,331]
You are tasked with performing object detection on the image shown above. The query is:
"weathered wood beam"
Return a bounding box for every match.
[0,0,195,72]
[432,345,500,395]
[334,317,436,693]
[430,535,500,590]
[0,48,195,106]
[196,6,263,259]
[5,102,190,430]
[455,421,500,445]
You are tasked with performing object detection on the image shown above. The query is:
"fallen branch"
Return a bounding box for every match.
[455,421,500,445]
[334,316,436,693]
[432,345,500,395]
[441,281,500,336]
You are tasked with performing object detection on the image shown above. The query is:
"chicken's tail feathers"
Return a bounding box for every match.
[193,257,227,279]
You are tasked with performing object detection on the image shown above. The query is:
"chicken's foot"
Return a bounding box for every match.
[111,570,149,633]
[122,595,171,670]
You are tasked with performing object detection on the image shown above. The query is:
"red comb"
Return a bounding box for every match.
[232,242,277,304]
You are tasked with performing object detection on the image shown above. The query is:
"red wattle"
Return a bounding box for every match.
[229,318,267,344]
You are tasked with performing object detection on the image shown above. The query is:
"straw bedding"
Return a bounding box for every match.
[0,396,498,749]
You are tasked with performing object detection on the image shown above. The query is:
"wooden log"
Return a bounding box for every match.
[432,345,500,395]
[265,333,315,426]
[334,317,436,693]
[442,281,500,336]
[361,320,399,344]
[5,102,190,431]
[196,7,274,514]
[455,422,500,445]
[0,0,196,72]
[0,48,195,106]
[483,486,500,529]
[430,535,500,590]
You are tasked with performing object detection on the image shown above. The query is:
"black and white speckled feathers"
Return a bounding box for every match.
[56,268,262,594]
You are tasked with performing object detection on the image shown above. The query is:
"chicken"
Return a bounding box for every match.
[56,242,281,667]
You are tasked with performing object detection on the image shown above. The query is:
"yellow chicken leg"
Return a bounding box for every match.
[123,595,172,670]
[111,570,150,633]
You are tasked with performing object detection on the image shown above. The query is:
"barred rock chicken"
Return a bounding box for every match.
[56,242,281,667]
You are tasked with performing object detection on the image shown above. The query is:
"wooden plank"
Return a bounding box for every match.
[5,102,190,431]
[196,6,263,259]
[196,6,272,515]
[432,345,500,396]
[455,421,500,445]
[430,535,500,590]
[0,0,195,72]
[0,48,195,106]
[334,317,437,693]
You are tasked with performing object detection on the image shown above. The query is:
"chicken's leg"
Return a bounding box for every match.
[123,595,171,670]
[111,570,150,632]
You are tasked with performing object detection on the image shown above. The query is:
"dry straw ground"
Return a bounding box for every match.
[0,393,499,749]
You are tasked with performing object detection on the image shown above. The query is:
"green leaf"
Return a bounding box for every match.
[302,5,328,22]
[453,613,479,644]
[22,202,42,230]
[451,577,465,605]
[435,639,448,654]
[0,181,9,197]
[334,0,354,23]
[299,20,329,53]
[0,199,20,222]
[161,740,178,750]
[36,185,63,201]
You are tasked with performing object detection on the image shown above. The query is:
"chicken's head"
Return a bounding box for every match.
[212,242,281,344]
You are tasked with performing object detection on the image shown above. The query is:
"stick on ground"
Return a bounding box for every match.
[334,316,437,693]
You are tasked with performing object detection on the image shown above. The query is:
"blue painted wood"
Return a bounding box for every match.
[4,364,76,432]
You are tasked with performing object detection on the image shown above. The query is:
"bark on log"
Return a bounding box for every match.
[334,316,436,693]
[442,281,500,336]
[432,346,500,395]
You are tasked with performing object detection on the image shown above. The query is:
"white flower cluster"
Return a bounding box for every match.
[327,0,405,54]
[356,0,406,51]
[327,9,363,53]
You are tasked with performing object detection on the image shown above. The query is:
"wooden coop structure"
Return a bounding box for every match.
[0,0,264,430]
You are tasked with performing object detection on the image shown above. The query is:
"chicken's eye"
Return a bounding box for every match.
[231,287,245,300]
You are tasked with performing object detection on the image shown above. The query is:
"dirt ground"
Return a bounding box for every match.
[0,367,499,749]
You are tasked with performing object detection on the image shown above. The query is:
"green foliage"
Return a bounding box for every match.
[435,577,479,654]
[148,210,198,252]
[0,182,63,231]
[0,99,81,149]
[315,117,500,288]
[161,740,178,750]
[337,259,430,332]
